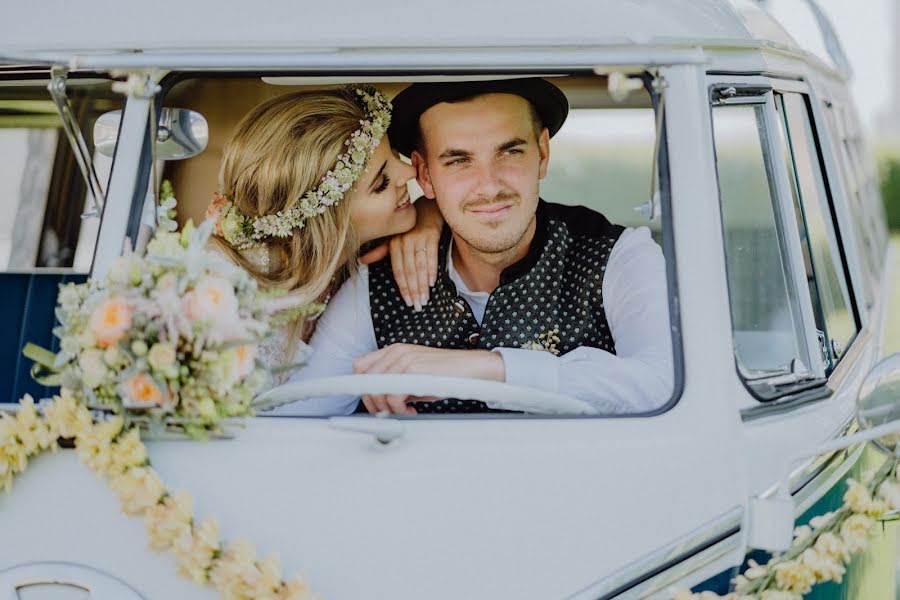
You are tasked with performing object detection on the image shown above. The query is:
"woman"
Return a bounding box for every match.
[207,85,441,380]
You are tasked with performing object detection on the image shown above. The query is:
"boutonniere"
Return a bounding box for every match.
[521,327,561,356]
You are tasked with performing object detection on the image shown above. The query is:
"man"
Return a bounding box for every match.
[285,78,673,415]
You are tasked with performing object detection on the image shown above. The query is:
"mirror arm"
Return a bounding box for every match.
[749,419,900,552]
[774,419,900,497]
[48,66,107,217]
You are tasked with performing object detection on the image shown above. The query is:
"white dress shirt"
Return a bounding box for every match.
[278,226,673,416]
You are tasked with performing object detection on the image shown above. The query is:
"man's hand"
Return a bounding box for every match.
[353,344,504,414]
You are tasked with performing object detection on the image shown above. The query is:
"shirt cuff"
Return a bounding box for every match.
[493,347,560,395]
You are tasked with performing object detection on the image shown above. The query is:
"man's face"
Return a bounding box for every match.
[412,93,550,254]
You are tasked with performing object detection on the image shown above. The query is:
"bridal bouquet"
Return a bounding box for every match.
[27,219,276,435]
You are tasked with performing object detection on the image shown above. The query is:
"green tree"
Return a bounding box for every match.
[881,158,900,231]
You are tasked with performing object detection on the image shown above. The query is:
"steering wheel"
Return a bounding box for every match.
[252,374,598,415]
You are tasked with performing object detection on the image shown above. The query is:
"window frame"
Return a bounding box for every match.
[708,73,873,408]
[773,90,861,372]
[140,69,686,419]
[708,82,826,402]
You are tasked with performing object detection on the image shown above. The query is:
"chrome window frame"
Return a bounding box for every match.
[707,75,828,403]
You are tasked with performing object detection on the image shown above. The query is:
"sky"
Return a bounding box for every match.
[810,0,895,139]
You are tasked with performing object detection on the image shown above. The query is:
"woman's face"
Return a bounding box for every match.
[350,136,418,245]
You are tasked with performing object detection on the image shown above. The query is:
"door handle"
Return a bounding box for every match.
[328,415,404,444]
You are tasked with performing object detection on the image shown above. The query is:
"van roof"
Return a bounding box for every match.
[0,0,837,74]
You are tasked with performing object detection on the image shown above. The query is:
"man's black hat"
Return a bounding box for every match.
[387,77,569,156]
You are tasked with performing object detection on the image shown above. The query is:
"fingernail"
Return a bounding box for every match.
[413,299,422,312]
[403,295,412,307]
[419,294,428,307]
[430,276,436,287]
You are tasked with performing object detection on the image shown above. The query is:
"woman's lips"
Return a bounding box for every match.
[395,192,411,211]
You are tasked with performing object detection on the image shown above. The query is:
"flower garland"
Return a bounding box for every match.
[0,392,320,600]
[676,454,900,600]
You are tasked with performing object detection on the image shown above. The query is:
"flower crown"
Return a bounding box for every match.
[206,86,392,250]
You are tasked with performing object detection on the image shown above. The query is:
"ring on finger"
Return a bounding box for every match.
[415,247,427,254]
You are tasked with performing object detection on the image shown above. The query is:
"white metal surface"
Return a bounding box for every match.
[0,0,782,59]
[91,96,150,278]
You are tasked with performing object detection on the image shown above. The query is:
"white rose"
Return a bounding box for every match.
[79,349,109,389]
[103,345,123,368]
[147,343,177,372]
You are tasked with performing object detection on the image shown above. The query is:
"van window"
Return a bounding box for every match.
[775,93,858,371]
[822,101,876,310]
[0,79,122,273]
[540,108,660,240]
[158,74,678,417]
[712,102,812,378]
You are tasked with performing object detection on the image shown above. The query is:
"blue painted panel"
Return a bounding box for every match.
[1,273,87,404]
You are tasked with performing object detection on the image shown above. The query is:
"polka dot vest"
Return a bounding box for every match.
[368,200,624,413]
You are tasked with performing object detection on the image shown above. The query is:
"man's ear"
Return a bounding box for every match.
[537,127,550,180]
[412,150,437,199]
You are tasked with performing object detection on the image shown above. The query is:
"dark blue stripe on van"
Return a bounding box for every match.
[2,273,87,404]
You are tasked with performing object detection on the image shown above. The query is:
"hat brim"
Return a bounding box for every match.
[387,77,569,157]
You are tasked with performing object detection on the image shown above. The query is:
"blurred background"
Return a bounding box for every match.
[812,0,900,235]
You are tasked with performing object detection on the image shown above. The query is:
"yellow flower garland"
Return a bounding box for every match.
[0,392,320,600]
[676,454,900,600]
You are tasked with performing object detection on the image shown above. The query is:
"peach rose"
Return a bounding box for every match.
[88,295,132,348]
[121,372,173,410]
[182,276,239,324]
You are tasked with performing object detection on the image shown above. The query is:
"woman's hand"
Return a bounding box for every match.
[359,197,443,310]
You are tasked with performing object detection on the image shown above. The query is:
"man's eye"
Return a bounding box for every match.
[504,148,524,156]
[445,158,468,166]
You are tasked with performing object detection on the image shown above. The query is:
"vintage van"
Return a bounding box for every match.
[0,0,898,598]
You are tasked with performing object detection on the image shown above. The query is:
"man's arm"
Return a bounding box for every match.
[494,226,674,413]
[270,266,378,416]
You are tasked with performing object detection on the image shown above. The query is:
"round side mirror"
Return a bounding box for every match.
[93,108,209,160]
[856,353,900,454]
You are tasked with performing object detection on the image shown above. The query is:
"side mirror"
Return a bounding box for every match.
[856,353,900,454]
[93,108,209,160]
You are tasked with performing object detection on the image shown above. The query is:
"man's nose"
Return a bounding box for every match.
[472,161,504,198]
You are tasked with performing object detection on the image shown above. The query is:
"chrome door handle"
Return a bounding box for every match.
[328,415,404,444]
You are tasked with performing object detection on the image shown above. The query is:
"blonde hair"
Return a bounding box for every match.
[213,87,372,344]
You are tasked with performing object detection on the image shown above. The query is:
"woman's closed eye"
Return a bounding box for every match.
[373,173,390,193]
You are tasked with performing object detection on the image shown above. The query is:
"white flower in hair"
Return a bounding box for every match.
[206,86,392,250]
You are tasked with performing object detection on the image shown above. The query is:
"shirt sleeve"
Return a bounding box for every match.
[494,227,674,414]
[269,265,377,416]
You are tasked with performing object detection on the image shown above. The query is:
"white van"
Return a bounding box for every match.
[0,1,897,598]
